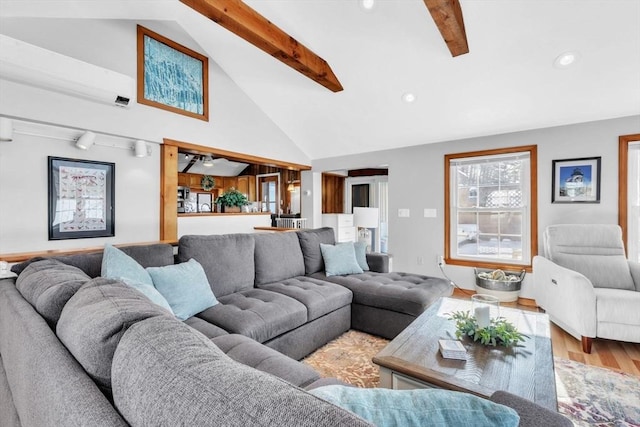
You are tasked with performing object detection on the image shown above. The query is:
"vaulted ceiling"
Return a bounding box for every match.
[1,0,639,160]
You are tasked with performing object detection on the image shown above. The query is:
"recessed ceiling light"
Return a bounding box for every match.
[402,92,416,103]
[360,0,375,11]
[554,51,579,69]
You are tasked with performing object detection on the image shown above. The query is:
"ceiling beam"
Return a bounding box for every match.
[180,0,343,92]
[182,154,199,173]
[423,0,469,57]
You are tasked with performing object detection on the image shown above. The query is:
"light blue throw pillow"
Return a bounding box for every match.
[101,244,153,286]
[320,243,364,277]
[120,278,174,315]
[353,241,370,271]
[147,259,218,321]
[309,386,520,427]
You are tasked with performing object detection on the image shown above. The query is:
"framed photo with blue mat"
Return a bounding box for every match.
[137,25,209,121]
[552,157,601,203]
[48,157,115,240]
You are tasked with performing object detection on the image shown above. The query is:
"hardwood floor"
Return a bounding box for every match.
[452,289,640,377]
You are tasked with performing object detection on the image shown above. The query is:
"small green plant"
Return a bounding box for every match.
[447,310,527,347]
[216,187,249,207]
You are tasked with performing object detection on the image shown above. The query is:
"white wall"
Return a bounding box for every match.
[312,115,640,298]
[0,129,159,253]
[0,17,310,254]
[301,170,322,229]
[0,18,309,165]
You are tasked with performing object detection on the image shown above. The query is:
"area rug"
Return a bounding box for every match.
[302,330,389,388]
[554,357,640,427]
[302,330,640,427]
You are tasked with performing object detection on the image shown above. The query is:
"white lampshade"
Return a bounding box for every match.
[0,117,13,142]
[75,131,96,150]
[354,207,379,228]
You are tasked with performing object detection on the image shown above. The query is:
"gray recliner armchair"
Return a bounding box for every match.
[533,224,640,353]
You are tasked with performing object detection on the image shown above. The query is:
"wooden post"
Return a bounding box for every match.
[160,144,178,241]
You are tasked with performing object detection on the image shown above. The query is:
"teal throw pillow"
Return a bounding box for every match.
[309,386,520,427]
[353,241,370,271]
[320,243,364,277]
[101,244,153,286]
[120,278,174,315]
[147,259,218,321]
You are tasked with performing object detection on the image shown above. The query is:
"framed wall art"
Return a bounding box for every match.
[197,193,212,213]
[137,25,209,121]
[48,157,115,240]
[552,157,601,203]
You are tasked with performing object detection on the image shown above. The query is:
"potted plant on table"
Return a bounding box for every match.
[447,310,526,347]
[215,187,249,213]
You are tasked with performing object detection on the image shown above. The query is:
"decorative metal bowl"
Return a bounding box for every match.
[474,268,525,292]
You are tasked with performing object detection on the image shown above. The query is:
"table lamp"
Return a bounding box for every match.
[354,207,379,252]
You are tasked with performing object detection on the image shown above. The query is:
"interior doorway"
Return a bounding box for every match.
[619,134,640,262]
[351,184,370,208]
[347,176,389,253]
[257,173,280,213]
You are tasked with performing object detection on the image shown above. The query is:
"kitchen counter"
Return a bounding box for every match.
[178,212,270,217]
[178,212,271,236]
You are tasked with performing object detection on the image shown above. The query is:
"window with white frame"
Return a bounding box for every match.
[445,146,537,269]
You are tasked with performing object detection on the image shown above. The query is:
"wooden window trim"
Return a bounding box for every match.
[619,133,640,251]
[444,145,538,272]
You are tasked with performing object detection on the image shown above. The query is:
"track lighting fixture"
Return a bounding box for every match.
[134,140,150,157]
[75,131,96,150]
[3,117,159,157]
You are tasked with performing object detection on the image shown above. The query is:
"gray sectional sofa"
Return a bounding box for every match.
[176,228,452,359]
[0,227,570,426]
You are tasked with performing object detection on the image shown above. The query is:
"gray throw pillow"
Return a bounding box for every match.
[15,259,91,326]
[296,228,337,275]
[354,242,370,271]
[56,278,172,393]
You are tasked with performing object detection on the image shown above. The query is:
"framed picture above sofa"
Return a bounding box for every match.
[48,156,115,240]
[552,157,601,203]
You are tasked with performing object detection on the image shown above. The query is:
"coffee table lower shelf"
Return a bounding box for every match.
[376,358,496,398]
[380,368,446,391]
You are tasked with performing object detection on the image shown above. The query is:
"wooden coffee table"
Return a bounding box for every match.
[373,297,557,410]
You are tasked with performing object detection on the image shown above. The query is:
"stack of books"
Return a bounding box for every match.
[438,339,467,360]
